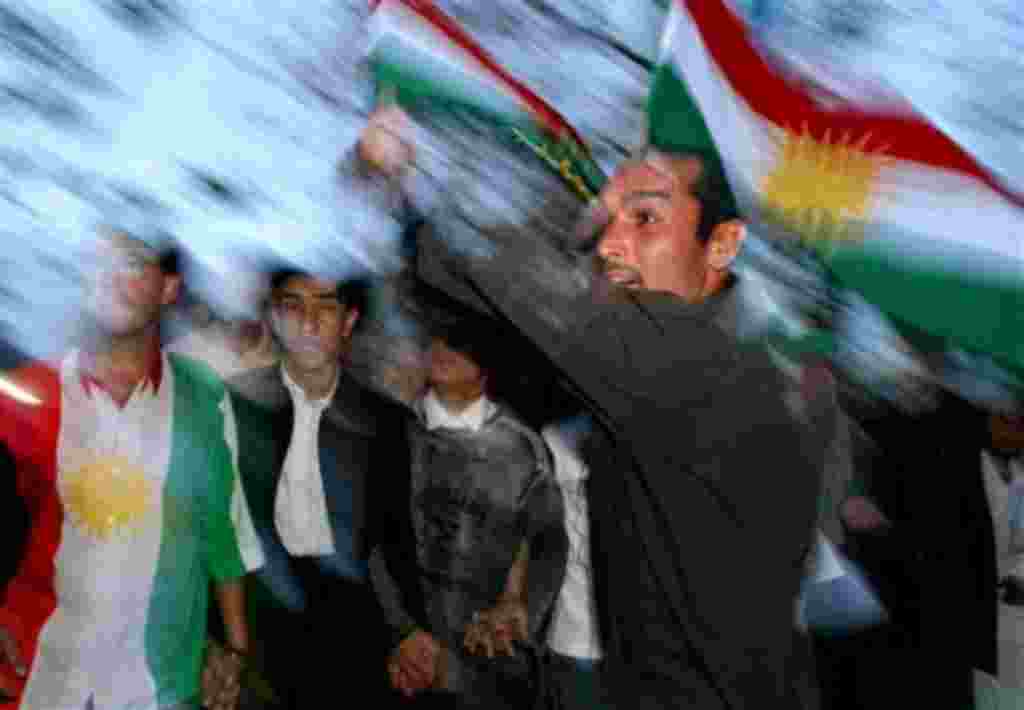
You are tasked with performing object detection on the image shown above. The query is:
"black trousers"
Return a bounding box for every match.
[256,560,394,710]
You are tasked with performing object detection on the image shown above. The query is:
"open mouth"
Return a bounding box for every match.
[605,269,642,288]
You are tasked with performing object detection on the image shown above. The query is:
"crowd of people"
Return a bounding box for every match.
[0,102,1020,710]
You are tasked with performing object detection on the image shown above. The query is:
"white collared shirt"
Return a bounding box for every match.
[275,366,338,557]
[543,420,602,661]
[421,389,496,433]
[982,450,1024,579]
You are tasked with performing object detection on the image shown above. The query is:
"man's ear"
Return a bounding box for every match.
[161,274,182,306]
[706,220,745,271]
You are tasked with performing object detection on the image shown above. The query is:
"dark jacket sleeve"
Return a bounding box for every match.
[364,411,428,652]
[519,438,567,640]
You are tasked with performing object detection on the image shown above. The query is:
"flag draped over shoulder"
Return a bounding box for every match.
[366,0,605,201]
[649,0,1024,380]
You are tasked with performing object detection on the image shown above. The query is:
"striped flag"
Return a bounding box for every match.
[0,353,260,709]
[367,0,605,201]
[650,0,1024,378]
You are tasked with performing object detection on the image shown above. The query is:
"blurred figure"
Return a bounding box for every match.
[842,393,997,709]
[169,251,278,380]
[363,112,824,709]
[0,441,27,589]
[0,228,261,710]
[369,316,566,709]
[982,411,1024,689]
[541,413,612,710]
[227,270,406,709]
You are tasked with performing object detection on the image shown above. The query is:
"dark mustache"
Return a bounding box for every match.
[596,257,642,281]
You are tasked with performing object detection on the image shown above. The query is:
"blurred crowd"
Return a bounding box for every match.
[0,102,1019,710]
[0,1,1021,708]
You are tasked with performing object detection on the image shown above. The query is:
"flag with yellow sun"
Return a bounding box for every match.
[649,0,1024,382]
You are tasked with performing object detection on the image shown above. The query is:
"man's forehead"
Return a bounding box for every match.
[95,231,160,261]
[278,275,340,298]
[604,156,703,201]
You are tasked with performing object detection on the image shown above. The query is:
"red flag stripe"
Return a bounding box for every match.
[682,0,1023,206]
[0,363,63,705]
[372,0,586,146]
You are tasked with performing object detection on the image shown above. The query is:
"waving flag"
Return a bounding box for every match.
[367,0,605,201]
[649,0,1024,377]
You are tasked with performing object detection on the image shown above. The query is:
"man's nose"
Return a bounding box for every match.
[299,308,320,335]
[596,221,632,263]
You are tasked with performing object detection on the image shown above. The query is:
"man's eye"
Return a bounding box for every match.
[634,210,658,226]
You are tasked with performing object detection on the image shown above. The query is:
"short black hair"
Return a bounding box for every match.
[686,151,741,244]
[158,247,180,275]
[269,268,367,313]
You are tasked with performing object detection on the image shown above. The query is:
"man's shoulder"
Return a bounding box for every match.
[329,370,411,437]
[166,351,227,396]
[1,359,62,394]
[226,365,287,409]
[487,404,552,468]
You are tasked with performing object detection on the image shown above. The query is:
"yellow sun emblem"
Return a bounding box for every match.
[63,455,154,541]
[760,126,889,249]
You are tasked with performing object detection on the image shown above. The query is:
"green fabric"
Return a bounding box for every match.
[827,241,1024,378]
[647,62,740,219]
[372,50,606,201]
[145,354,247,708]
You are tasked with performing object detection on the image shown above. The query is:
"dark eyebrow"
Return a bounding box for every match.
[278,290,342,302]
[622,190,672,205]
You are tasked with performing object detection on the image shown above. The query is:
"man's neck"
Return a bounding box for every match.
[83,326,161,403]
[283,358,339,401]
[431,383,486,415]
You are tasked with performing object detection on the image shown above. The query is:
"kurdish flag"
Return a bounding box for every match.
[0,353,261,709]
[650,0,1024,376]
[367,0,605,201]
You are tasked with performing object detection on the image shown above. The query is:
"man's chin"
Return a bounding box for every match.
[87,311,152,338]
[288,350,334,373]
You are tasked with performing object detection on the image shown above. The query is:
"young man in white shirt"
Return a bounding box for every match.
[369,318,566,709]
[0,229,261,710]
[228,269,408,709]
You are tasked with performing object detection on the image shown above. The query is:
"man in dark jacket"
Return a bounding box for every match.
[841,393,997,710]
[361,121,824,710]
[228,269,408,709]
[368,315,566,709]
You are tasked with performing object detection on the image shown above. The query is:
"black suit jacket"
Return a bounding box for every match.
[228,365,413,613]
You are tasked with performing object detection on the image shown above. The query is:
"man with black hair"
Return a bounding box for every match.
[228,268,405,709]
[0,228,262,710]
[361,113,825,709]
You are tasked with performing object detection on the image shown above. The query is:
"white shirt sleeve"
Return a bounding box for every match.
[220,392,266,572]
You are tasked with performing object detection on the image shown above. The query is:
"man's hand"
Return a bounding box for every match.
[387,630,440,698]
[463,597,529,658]
[201,639,244,710]
[0,624,26,700]
[358,104,415,178]
[0,626,25,678]
[841,496,891,532]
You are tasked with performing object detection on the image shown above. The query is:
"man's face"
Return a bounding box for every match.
[84,234,179,336]
[427,338,485,390]
[270,275,358,373]
[596,158,714,302]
